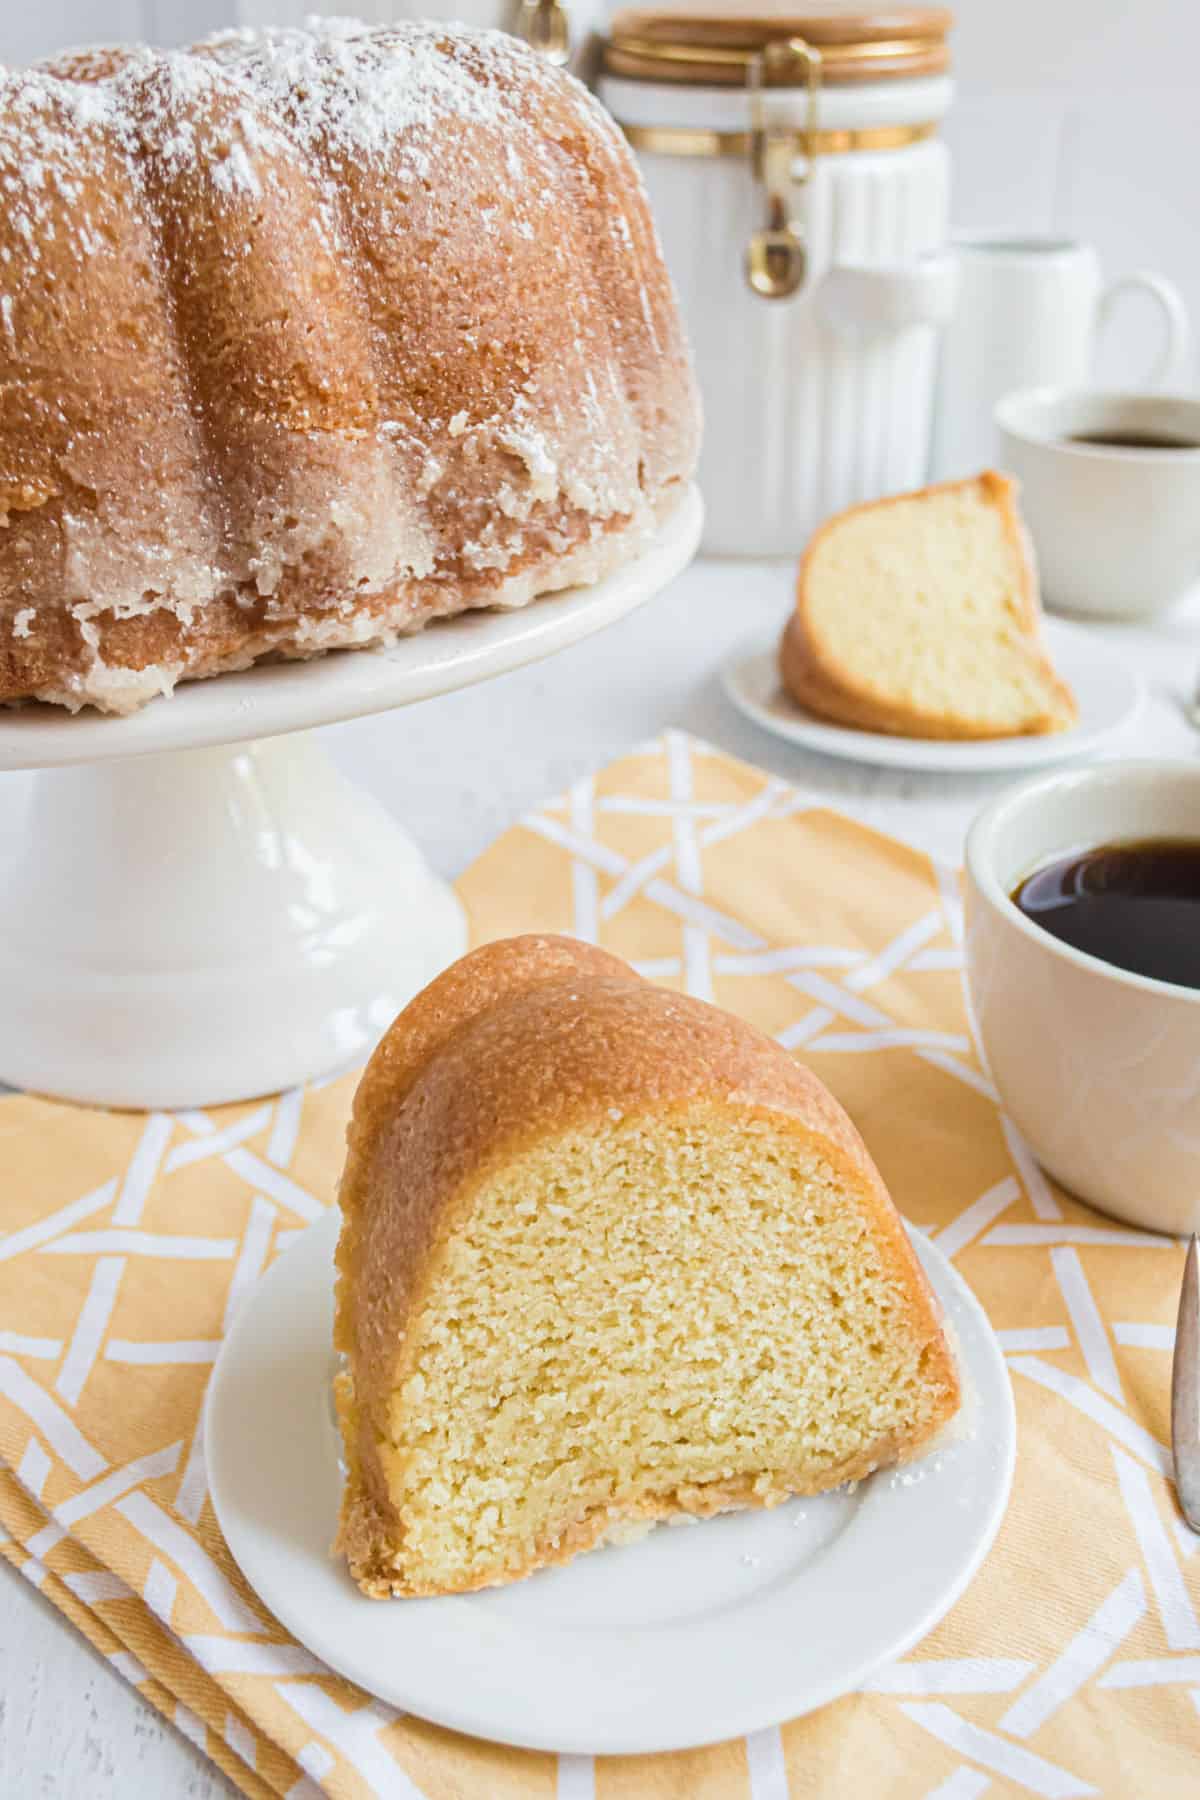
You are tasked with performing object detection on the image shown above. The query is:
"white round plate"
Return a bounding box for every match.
[0,486,701,771]
[722,616,1144,773]
[207,1209,1014,1756]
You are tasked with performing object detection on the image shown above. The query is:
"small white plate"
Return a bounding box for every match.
[207,1210,1014,1756]
[722,617,1144,773]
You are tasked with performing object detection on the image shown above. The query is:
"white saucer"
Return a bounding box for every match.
[206,1210,1014,1756]
[722,616,1144,773]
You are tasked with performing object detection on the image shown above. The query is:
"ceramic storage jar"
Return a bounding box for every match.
[600,3,957,555]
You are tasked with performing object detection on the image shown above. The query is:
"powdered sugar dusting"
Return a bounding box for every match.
[0,16,699,712]
[0,72,123,267]
[211,139,261,199]
[2,17,574,240]
[199,17,543,166]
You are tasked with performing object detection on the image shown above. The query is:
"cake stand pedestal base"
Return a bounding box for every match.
[0,485,702,1110]
[0,733,467,1109]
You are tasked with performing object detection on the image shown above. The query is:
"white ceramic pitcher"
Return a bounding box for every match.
[931,234,1193,480]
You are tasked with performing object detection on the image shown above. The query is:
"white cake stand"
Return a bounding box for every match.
[0,487,701,1110]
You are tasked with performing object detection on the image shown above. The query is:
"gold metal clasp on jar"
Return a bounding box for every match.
[744,37,822,301]
[518,0,571,65]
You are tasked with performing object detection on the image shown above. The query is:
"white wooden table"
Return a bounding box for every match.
[1,554,1196,1796]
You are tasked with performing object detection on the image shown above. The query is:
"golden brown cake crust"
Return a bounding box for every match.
[0,21,700,712]
[334,934,960,1596]
[780,471,1078,741]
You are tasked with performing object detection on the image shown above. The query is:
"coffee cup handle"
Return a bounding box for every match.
[1097,271,1193,389]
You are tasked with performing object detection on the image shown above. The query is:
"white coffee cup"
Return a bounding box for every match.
[930,234,1192,480]
[996,386,1200,619]
[965,761,1200,1237]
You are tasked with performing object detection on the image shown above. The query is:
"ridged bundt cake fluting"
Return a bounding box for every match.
[0,19,699,712]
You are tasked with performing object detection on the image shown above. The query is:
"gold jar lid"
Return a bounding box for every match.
[604,1,952,86]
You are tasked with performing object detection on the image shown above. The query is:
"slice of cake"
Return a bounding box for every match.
[333,935,960,1598]
[780,472,1078,740]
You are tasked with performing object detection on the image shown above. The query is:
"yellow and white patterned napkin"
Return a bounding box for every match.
[1,731,1197,1799]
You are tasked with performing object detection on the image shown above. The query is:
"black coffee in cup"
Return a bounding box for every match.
[1067,430,1200,450]
[1012,838,1200,987]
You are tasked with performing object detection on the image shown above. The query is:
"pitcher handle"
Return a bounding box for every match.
[1097,271,1193,390]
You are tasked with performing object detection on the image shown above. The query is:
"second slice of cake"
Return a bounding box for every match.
[780,472,1078,740]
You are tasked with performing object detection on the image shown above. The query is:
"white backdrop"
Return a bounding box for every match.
[1,0,1197,387]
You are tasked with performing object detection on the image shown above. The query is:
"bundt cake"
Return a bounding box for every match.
[333,934,961,1599]
[0,19,699,713]
[780,473,1078,740]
